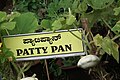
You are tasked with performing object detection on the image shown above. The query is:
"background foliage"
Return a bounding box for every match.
[0,0,120,80]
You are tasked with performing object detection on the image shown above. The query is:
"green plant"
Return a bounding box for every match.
[81,0,120,63]
[0,11,18,36]
[0,11,20,64]
[41,8,77,31]
[39,0,120,79]
[13,0,48,19]
[0,11,39,80]
[1,0,120,79]
[75,0,120,79]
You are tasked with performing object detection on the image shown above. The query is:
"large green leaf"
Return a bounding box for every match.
[9,12,39,34]
[102,37,119,63]
[0,11,6,22]
[85,0,114,9]
[0,22,16,30]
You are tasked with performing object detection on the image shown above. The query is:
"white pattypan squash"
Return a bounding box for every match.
[77,55,100,69]
[20,74,38,80]
[20,77,38,80]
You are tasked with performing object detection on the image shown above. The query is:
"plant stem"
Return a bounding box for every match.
[73,23,82,34]
[23,62,32,72]
[69,30,89,46]
[112,35,120,40]
[101,18,117,38]
[17,72,22,80]
[45,60,50,80]
[11,62,19,74]
[102,18,111,29]
[69,30,92,53]
[5,29,10,35]
[81,18,97,54]
[95,46,102,55]
[68,8,72,15]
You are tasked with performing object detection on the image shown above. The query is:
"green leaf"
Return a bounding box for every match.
[93,34,103,47]
[102,37,119,63]
[63,60,73,67]
[0,57,6,63]
[58,17,65,22]
[49,63,62,76]
[85,0,114,9]
[101,37,112,55]
[0,44,15,63]
[0,11,6,22]
[66,14,76,25]
[47,1,59,17]
[59,0,73,9]
[7,12,21,22]
[32,0,36,2]
[0,22,16,30]
[41,19,51,30]
[78,1,88,12]
[72,0,79,10]
[9,12,39,34]
[111,42,119,63]
[112,21,120,34]
[5,50,14,58]
[52,19,63,30]
[82,10,101,27]
[113,7,120,16]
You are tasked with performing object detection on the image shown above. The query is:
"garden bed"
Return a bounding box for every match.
[0,0,120,80]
